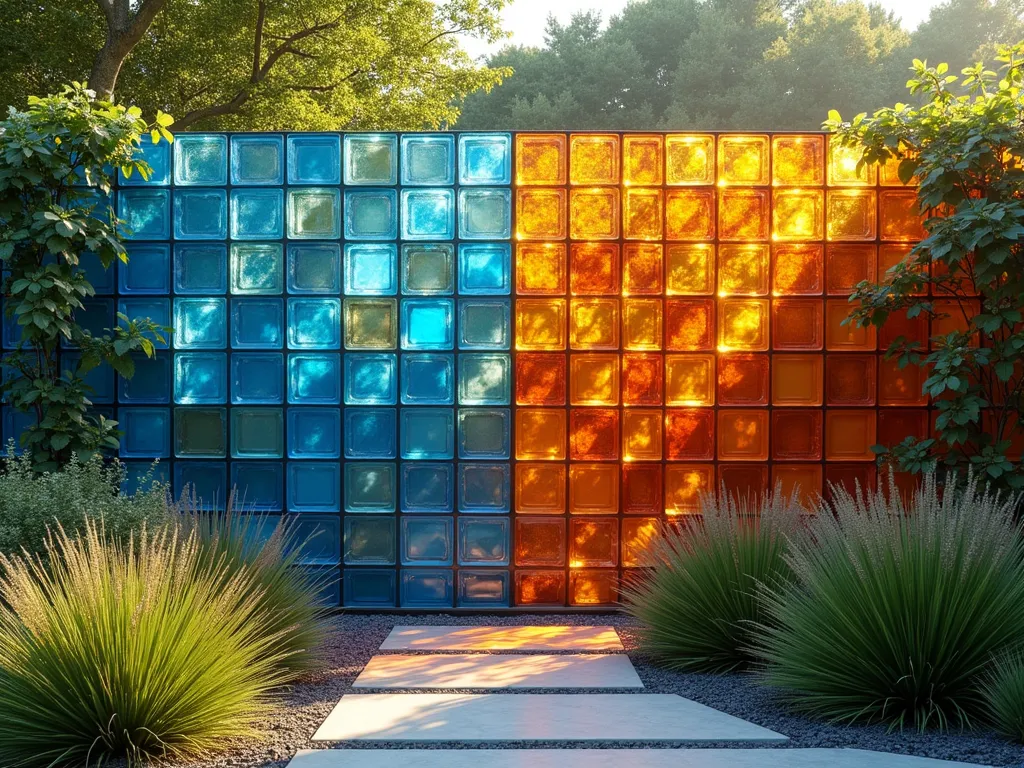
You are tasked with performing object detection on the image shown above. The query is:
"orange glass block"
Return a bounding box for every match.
[772,135,825,186]
[877,409,929,449]
[772,244,823,296]
[665,408,715,461]
[665,189,716,241]
[623,409,663,462]
[516,298,566,350]
[570,242,620,295]
[622,353,664,405]
[569,133,620,185]
[665,298,714,351]
[570,518,618,568]
[570,408,619,461]
[622,299,663,351]
[569,353,620,405]
[665,463,713,514]
[878,244,927,296]
[622,518,661,567]
[827,138,876,186]
[623,134,664,186]
[624,188,664,240]
[718,464,769,502]
[517,242,566,295]
[825,410,877,461]
[665,353,715,406]
[719,188,770,241]
[931,299,980,347]
[880,154,915,187]
[623,243,663,295]
[771,409,822,461]
[772,464,823,507]
[826,354,877,406]
[879,308,928,351]
[516,188,567,240]
[570,569,618,606]
[666,244,714,295]
[666,134,715,185]
[717,134,769,186]
[718,244,769,296]
[772,189,824,241]
[772,354,823,406]
[717,354,769,406]
[569,463,619,515]
[826,245,877,295]
[515,517,566,566]
[624,464,663,515]
[515,570,566,606]
[880,190,926,241]
[515,463,566,514]
[717,409,769,461]
[825,464,877,502]
[516,133,567,185]
[516,352,566,405]
[772,299,824,350]
[717,298,769,352]
[569,188,620,240]
[570,298,620,350]
[826,299,876,351]
[827,190,878,241]
[879,357,928,406]
[515,408,567,460]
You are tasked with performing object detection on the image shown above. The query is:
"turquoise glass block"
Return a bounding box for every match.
[174,352,227,404]
[231,298,284,349]
[400,462,454,513]
[288,188,341,239]
[230,188,284,240]
[287,462,341,512]
[458,408,510,460]
[118,189,170,240]
[401,244,454,296]
[119,140,171,185]
[174,461,228,510]
[63,352,114,404]
[458,354,511,405]
[174,244,227,294]
[459,462,511,513]
[81,252,116,295]
[231,243,284,294]
[173,134,227,185]
[401,134,455,186]
[400,353,454,405]
[292,514,341,565]
[400,188,455,240]
[458,299,510,350]
[174,298,227,349]
[344,569,396,607]
[458,188,511,240]
[458,243,511,295]
[119,407,171,458]
[344,243,397,296]
[344,462,396,513]
[401,298,454,350]
[174,189,227,240]
[288,352,341,405]
[118,353,171,404]
[458,570,510,607]
[401,516,453,566]
[287,134,341,185]
[231,461,284,511]
[231,407,284,459]
[458,133,511,185]
[118,299,169,349]
[344,298,398,350]
[344,189,397,241]
[288,243,341,294]
[343,353,397,405]
[344,516,396,565]
[344,408,397,459]
[287,407,342,459]
[458,516,510,566]
[401,570,454,608]
[232,352,284,404]
[288,298,341,350]
[399,408,454,460]
[344,134,398,185]
[122,461,170,496]
[230,134,284,185]
[174,407,227,458]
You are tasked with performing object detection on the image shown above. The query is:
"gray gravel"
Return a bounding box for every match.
[162,613,1024,768]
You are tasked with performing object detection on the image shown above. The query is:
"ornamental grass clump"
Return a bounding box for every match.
[982,652,1024,743]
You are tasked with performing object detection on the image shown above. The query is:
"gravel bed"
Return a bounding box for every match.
[161,613,1024,768]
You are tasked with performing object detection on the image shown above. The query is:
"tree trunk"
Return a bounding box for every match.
[88,0,170,100]
[89,43,126,99]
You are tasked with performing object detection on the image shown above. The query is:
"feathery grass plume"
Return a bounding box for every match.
[982,651,1024,742]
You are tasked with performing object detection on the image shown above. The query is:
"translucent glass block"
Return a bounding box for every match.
[718,244,769,296]
[402,244,454,295]
[287,298,341,350]
[230,134,284,185]
[173,462,227,510]
[569,408,619,461]
[665,243,713,295]
[717,298,769,352]
[623,243,663,295]
[717,353,769,406]
[400,516,453,566]
[459,243,510,296]
[570,464,620,514]
[570,518,618,568]
[622,299,662,351]
[344,189,397,240]
[827,190,877,241]
[344,516,396,565]
[288,352,341,405]
[173,407,227,458]
[826,299,877,351]
[665,353,715,406]
[664,463,713,514]
[880,190,926,241]
[517,188,567,240]
[344,461,396,513]
[570,243,619,295]
[345,134,398,185]
[344,353,397,405]
[401,462,454,513]
[772,244,823,296]
[623,134,663,185]
[401,353,454,405]
[665,188,715,242]
[81,297,117,340]
[63,352,114,404]
[772,135,824,186]
[718,188,769,241]
[516,133,566,185]
[230,188,284,240]
[118,189,170,240]
[459,463,511,513]
[827,138,876,186]
[666,134,715,185]
[230,407,284,458]
[344,243,397,297]
[458,188,512,240]
[343,407,397,459]
[291,514,342,565]
[569,187,619,240]
[230,243,284,295]
[119,139,170,185]
[173,134,227,185]
[458,133,512,185]
[826,354,877,406]
[458,570,509,607]
[401,188,455,240]
[717,134,769,185]
[772,189,824,241]
[81,251,116,295]
[622,352,663,405]
[516,243,566,295]
[287,134,341,185]
[122,461,169,495]
[571,569,618,606]
[459,299,510,350]
[118,353,171,404]
[174,189,227,240]
[569,133,619,185]
[825,410,876,461]
[344,569,396,607]
[399,407,454,460]
[287,462,341,512]
[459,354,510,405]
[622,518,661,567]
[401,569,454,607]
[174,298,227,349]
[401,298,454,350]
[515,463,566,514]
[344,298,398,350]
[771,354,824,406]
[289,188,341,239]
[174,244,227,294]
[624,464,662,515]
[174,352,227,404]
[772,409,823,461]
[232,352,284,404]
[516,570,566,605]
[664,408,715,461]
[569,298,619,350]
[826,245,876,295]
[231,298,284,349]
[570,353,620,406]
[458,517,509,566]
[515,353,566,406]
[624,188,664,241]
[401,134,455,186]
[118,407,171,458]
[879,356,928,407]
[458,409,510,460]
[514,517,566,567]
[287,406,342,459]
[514,408,566,461]
[302,566,341,606]
[119,244,170,295]
[288,243,340,294]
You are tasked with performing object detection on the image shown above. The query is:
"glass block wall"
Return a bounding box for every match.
[1,131,929,609]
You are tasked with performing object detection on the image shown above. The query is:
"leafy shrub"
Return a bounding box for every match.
[983,652,1024,742]
[620,489,804,673]
[757,473,1024,731]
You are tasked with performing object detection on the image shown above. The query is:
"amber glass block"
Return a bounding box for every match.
[516,352,566,406]
[623,243,663,295]
[772,244,823,296]
[772,464,823,507]
[624,188,664,240]
[516,570,566,605]
[879,308,928,350]
[665,463,713,514]
[624,464,663,514]
[515,462,567,514]
[665,353,715,406]
[717,298,769,352]
[717,134,769,186]
[516,298,566,350]
[825,464,877,502]
[622,518,661,567]
[665,189,716,241]
[717,409,769,461]
[622,353,664,405]
[827,190,878,241]
[569,353,620,405]
[825,410,876,461]
[880,155,915,187]
[517,242,566,295]
[569,188,620,240]
[570,570,618,606]
[623,134,664,186]
[719,188,770,241]
[570,518,619,567]
[570,298,620,350]
[827,138,876,186]
[877,409,929,450]
[826,354,877,406]
[772,354,823,406]
[932,299,980,347]
[569,463,620,515]
[665,298,715,351]
[878,244,927,296]
[825,299,876,351]
[880,190,926,241]
[666,244,714,295]
[622,299,663,351]
[772,135,825,186]
[570,242,620,295]
[570,408,619,461]
[826,245,877,295]
[718,244,769,296]
[772,299,824,351]
[771,409,823,461]
[516,188,567,240]
[718,464,769,501]
[717,354,769,406]
[516,133,567,185]
[569,133,620,185]
[623,409,663,462]
[665,408,715,461]
[515,408,567,460]
[515,517,566,566]
[666,134,715,185]
[772,189,824,242]
[879,357,928,406]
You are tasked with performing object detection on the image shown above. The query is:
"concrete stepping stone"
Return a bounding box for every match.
[311,693,787,743]
[380,625,623,652]
[353,653,643,689]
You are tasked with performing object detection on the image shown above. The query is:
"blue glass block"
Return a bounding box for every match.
[174,244,227,295]
[74,298,115,342]
[231,461,284,511]
[344,189,397,241]
[343,353,396,405]
[458,516,510,566]
[400,462,454,513]
[458,299,510,350]
[63,352,114,404]
[174,352,227,404]
[118,189,170,240]
[122,461,169,496]
[344,134,398,185]
[458,570,510,607]
[119,352,171,404]
[230,188,284,240]
[288,243,340,294]
[232,352,284,404]
[300,565,341,606]
[231,408,284,458]
[231,298,284,349]
[401,134,455,186]
[400,353,454,405]
[173,298,227,350]
[458,409,510,460]
[76,187,113,216]
[401,299,454,351]
[173,134,227,185]
[287,461,341,512]
[81,252,116,295]
[288,353,340,405]
[2,309,23,349]
[174,189,227,240]
[399,408,454,460]
[458,133,512,185]
[118,407,171,458]
[458,243,511,296]
[459,462,511,513]
[287,134,341,185]
[344,462,396,513]
[401,244,454,296]
[119,140,171,185]
[119,244,170,295]
[288,188,341,239]
[174,461,227,510]
[1,407,35,451]
[288,298,341,350]
[174,407,227,458]
[344,243,397,296]
[344,407,397,459]
[458,188,511,240]
[231,134,284,185]
[400,189,455,240]
[458,354,510,405]
[231,243,284,295]
[287,407,342,459]
[400,516,453,566]
[291,514,342,565]
[344,516,396,565]
[344,568,396,607]
[401,569,454,608]
[118,299,169,349]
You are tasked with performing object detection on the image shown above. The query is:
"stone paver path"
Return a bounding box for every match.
[379,625,623,651]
